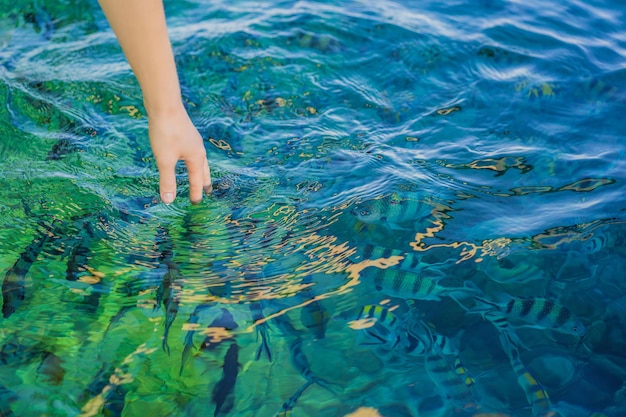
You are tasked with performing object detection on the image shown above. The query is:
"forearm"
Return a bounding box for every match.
[98,0,183,116]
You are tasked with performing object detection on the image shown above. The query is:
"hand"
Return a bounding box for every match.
[148,106,212,205]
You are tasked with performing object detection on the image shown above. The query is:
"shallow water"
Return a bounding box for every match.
[1,0,626,416]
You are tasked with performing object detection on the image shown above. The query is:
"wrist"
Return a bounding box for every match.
[143,98,186,119]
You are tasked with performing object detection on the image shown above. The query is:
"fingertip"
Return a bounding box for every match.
[162,192,175,205]
[190,193,203,205]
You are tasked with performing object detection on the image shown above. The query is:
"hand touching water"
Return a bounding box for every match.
[149,106,212,204]
[99,0,212,204]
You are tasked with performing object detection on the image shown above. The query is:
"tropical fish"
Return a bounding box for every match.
[362,267,476,302]
[179,304,211,376]
[103,384,129,417]
[289,338,334,392]
[249,301,272,362]
[500,333,557,417]
[473,296,585,338]
[351,193,431,229]
[406,320,459,357]
[352,303,460,358]
[300,297,329,340]
[276,380,315,417]
[2,219,61,318]
[352,304,404,349]
[64,219,107,313]
[276,338,335,416]
[157,263,182,356]
[212,342,239,417]
[65,234,92,282]
[200,308,239,352]
[154,226,182,356]
[452,358,476,392]
[80,360,131,416]
[46,137,79,160]
[424,351,480,411]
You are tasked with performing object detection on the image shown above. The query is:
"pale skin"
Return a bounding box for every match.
[98,0,212,204]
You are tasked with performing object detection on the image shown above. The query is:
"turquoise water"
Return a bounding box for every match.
[1,0,626,416]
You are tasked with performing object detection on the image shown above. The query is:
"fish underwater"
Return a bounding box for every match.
[274,337,335,416]
[2,219,62,318]
[249,300,272,362]
[200,308,239,352]
[276,380,315,417]
[351,304,405,350]
[424,350,481,412]
[212,342,239,417]
[499,332,558,417]
[472,295,586,338]
[156,262,182,356]
[180,304,203,377]
[361,265,477,303]
[154,225,182,355]
[351,193,432,230]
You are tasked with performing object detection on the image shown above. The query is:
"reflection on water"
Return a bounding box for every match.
[2,0,626,416]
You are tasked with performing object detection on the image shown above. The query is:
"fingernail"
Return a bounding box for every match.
[162,193,175,205]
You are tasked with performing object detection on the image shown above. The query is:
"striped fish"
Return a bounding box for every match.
[407,323,459,357]
[474,296,585,337]
[424,352,480,411]
[2,219,62,318]
[200,308,238,352]
[290,338,334,392]
[299,275,330,340]
[275,338,334,416]
[64,218,102,282]
[363,267,476,302]
[212,342,239,417]
[354,304,404,349]
[276,380,315,417]
[249,301,272,362]
[179,304,206,376]
[351,194,432,228]
[500,333,557,417]
[154,226,182,356]
[156,263,182,356]
[355,304,457,357]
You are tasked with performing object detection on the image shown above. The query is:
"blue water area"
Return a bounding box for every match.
[1,0,625,416]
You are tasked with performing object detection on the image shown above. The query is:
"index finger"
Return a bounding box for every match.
[157,157,177,205]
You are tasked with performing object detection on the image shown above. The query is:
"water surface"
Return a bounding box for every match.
[1,0,625,416]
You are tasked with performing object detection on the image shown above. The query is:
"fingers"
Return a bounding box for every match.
[157,155,210,205]
[157,158,177,205]
[186,155,210,204]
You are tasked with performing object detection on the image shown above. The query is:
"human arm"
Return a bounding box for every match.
[98,0,211,204]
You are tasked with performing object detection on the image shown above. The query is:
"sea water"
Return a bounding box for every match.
[1,0,625,416]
